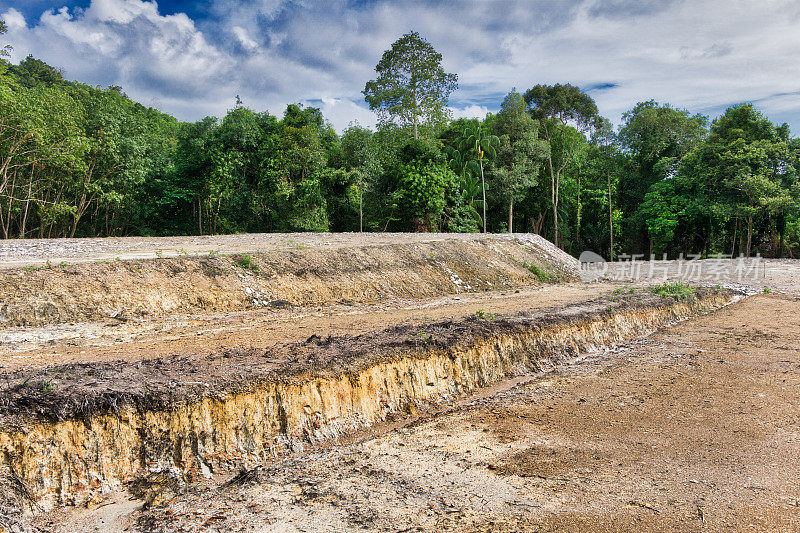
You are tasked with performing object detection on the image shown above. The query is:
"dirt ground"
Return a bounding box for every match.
[0,233,569,270]
[0,283,609,373]
[42,293,798,532]
[1,233,798,532]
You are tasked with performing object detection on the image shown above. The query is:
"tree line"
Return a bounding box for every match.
[1,26,798,258]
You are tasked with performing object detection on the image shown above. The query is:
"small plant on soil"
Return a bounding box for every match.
[763,286,772,294]
[237,254,260,274]
[528,263,560,283]
[475,309,497,320]
[207,250,221,258]
[649,281,695,300]
[610,287,638,301]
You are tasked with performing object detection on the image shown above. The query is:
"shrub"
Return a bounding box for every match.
[649,281,695,300]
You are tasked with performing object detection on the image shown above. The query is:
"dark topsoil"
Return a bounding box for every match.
[0,289,730,426]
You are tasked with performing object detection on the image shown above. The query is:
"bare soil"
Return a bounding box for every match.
[0,233,798,532]
[0,284,607,373]
[71,293,797,533]
[0,288,699,423]
[0,233,573,270]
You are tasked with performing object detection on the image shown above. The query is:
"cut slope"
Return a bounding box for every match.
[0,288,733,514]
[0,234,577,327]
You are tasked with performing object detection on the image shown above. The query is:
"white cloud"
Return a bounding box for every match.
[1,7,25,31]
[318,97,377,132]
[3,0,800,131]
[232,26,257,51]
[449,105,491,121]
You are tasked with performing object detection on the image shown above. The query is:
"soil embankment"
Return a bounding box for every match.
[0,234,575,327]
[0,288,733,519]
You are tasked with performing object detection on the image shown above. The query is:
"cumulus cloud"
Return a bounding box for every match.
[2,7,25,30]
[449,105,491,121]
[2,0,800,130]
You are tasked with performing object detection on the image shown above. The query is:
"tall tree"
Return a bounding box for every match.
[617,101,708,252]
[363,32,458,139]
[491,90,548,233]
[341,125,381,232]
[524,84,598,247]
[458,123,499,233]
[0,18,11,60]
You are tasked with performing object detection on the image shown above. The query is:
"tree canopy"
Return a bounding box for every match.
[1,28,799,259]
[363,31,458,139]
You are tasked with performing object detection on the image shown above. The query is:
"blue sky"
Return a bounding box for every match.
[3,0,800,132]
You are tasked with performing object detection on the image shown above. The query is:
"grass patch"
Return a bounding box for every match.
[516,260,561,283]
[612,287,637,295]
[475,308,497,320]
[649,281,695,300]
[236,253,260,274]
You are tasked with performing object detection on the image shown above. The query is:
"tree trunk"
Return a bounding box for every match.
[20,170,33,238]
[547,153,558,247]
[607,170,613,261]
[508,198,513,233]
[480,157,487,233]
[412,88,419,140]
[575,172,581,252]
[746,213,753,257]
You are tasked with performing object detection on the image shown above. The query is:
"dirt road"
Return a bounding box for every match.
[0,283,611,372]
[0,233,570,269]
[73,293,796,532]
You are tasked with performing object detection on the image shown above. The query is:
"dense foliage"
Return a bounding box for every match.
[1,28,799,257]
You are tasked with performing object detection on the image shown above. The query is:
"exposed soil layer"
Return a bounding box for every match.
[104,293,798,533]
[0,235,576,327]
[0,233,796,533]
[0,283,610,373]
[0,289,731,520]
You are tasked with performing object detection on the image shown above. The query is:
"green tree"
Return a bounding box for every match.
[617,100,708,252]
[363,32,458,139]
[585,118,624,259]
[393,161,456,231]
[458,123,499,233]
[0,18,11,59]
[444,143,482,230]
[341,124,381,231]
[524,84,598,247]
[492,90,548,233]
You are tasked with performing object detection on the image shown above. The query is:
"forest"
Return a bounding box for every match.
[1,25,799,258]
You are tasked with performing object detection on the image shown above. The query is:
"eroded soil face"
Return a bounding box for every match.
[56,293,797,533]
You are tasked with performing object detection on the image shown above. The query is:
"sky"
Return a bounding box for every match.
[3,0,800,132]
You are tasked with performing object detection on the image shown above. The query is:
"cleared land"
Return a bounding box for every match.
[126,294,799,533]
[0,233,797,533]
